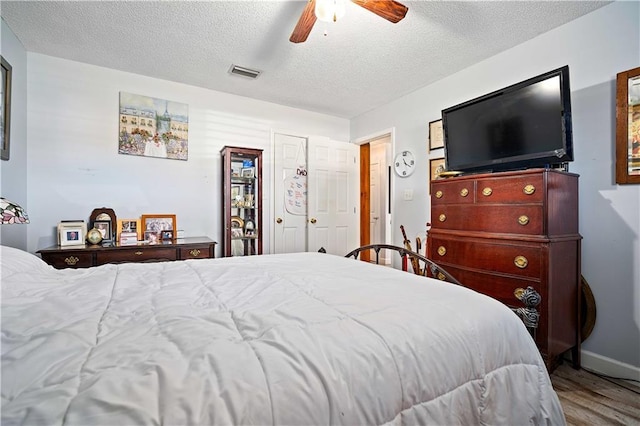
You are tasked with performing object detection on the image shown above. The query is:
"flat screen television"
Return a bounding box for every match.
[442,66,573,174]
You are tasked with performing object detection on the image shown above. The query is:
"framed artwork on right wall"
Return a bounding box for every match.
[616,66,640,184]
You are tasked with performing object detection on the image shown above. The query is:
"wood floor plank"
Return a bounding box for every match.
[551,364,640,426]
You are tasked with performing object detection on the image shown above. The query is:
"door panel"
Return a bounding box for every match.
[273,134,308,253]
[308,137,359,255]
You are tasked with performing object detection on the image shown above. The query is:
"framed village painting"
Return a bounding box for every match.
[118,92,189,161]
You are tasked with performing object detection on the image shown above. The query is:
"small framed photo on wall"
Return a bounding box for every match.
[429,157,446,193]
[428,119,444,151]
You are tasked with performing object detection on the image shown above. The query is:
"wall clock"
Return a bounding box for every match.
[394,150,416,177]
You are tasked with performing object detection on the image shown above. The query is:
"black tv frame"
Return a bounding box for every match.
[442,66,573,174]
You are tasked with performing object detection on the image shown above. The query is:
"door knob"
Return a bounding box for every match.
[276,217,283,224]
[310,218,317,224]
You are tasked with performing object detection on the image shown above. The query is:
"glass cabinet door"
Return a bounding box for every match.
[221,146,263,257]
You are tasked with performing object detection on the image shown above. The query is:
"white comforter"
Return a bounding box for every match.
[1,246,565,425]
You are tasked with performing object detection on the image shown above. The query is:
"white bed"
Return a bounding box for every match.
[1,246,565,425]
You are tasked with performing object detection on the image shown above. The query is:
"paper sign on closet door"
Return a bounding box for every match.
[284,168,307,216]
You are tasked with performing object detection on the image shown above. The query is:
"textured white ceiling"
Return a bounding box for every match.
[1,1,609,118]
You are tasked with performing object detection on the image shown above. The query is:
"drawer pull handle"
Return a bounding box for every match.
[134,251,143,256]
[438,214,446,222]
[189,249,201,257]
[518,215,530,226]
[460,188,469,197]
[437,272,446,281]
[64,256,79,266]
[482,187,492,196]
[523,184,536,195]
[437,246,446,256]
[435,190,443,199]
[514,255,528,269]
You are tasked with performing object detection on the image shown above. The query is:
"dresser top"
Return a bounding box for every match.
[435,168,579,182]
[37,236,216,253]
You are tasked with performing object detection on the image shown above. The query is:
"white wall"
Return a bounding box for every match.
[351,2,640,370]
[26,53,349,256]
[0,18,28,249]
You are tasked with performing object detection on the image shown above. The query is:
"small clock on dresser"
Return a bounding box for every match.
[394,150,416,177]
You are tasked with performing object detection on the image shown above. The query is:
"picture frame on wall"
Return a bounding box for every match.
[616,66,640,184]
[429,157,446,193]
[1,56,12,161]
[428,119,444,151]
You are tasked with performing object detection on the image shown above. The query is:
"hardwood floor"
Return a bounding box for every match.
[551,363,640,425]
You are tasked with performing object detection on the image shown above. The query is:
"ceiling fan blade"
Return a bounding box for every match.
[351,0,408,23]
[290,0,318,43]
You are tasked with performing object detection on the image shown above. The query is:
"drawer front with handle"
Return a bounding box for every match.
[179,245,212,260]
[42,252,93,269]
[476,175,544,203]
[430,205,543,235]
[430,237,542,278]
[96,248,177,265]
[431,181,476,205]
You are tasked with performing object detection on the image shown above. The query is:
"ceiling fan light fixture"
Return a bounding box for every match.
[315,0,346,23]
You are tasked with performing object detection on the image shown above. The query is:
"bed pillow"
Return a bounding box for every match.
[1,245,53,276]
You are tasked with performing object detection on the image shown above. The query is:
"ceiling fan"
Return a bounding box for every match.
[290,0,408,43]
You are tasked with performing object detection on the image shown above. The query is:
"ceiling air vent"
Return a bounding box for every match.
[229,65,261,80]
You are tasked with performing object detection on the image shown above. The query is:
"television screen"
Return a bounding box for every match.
[442,66,573,173]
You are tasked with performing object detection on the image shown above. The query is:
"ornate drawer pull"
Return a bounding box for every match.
[438,214,446,222]
[64,256,79,266]
[437,246,447,256]
[523,184,536,195]
[435,190,443,199]
[482,187,492,196]
[518,215,530,226]
[134,251,143,256]
[437,272,446,281]
[460,188,469,197]
[189,249,201,257]
[514,255,528,269]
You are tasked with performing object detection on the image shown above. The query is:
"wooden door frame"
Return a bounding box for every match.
[353,129,394,262]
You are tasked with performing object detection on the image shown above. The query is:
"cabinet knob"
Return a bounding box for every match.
[189,249,201,257]
[523,184,536,195]
[482,187,493,196]
[518,215,530,226]
[514,255,528,269]
[310,218,317,224]
[134,251,143,256]
[64,256,79,266]
[438,214,446,222]
[437,246,447,256]
[276,217,283,224]
[460,188,469,197]
[435,190,443,199]
[437,272,446,281]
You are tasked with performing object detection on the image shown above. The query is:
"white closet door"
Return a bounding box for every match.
[307,137,359,255]
[273,133,308,254]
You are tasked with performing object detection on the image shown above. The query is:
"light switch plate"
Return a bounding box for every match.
[403,189,413,200]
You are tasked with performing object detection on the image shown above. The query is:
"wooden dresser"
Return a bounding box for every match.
[38,237,216,269]
[427,168,581,371]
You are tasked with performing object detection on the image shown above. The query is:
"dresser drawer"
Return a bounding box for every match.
[431,180,475,204]
[476,174,543,203]
[438,265,548,352]
[96,247,177,265]
[431,205,543,235]
[41,251,93,269]
[431,237,542,278]
[179,245,212,260]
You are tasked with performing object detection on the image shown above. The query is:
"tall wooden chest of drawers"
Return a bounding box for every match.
[427,168,581,371]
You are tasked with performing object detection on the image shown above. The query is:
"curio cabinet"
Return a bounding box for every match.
[221,146,263,257]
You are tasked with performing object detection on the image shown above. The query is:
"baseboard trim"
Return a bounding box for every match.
[579,350,640,382]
